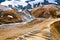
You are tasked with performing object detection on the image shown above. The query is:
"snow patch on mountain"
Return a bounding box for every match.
[0,0,58,11]
[48,0,57,4]
[1,0,28,7]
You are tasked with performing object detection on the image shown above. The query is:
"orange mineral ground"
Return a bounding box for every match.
[0,18,60,40]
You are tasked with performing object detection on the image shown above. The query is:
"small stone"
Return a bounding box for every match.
[24,34,30,37]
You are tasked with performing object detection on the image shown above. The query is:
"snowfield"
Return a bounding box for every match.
[0,0,58,11]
